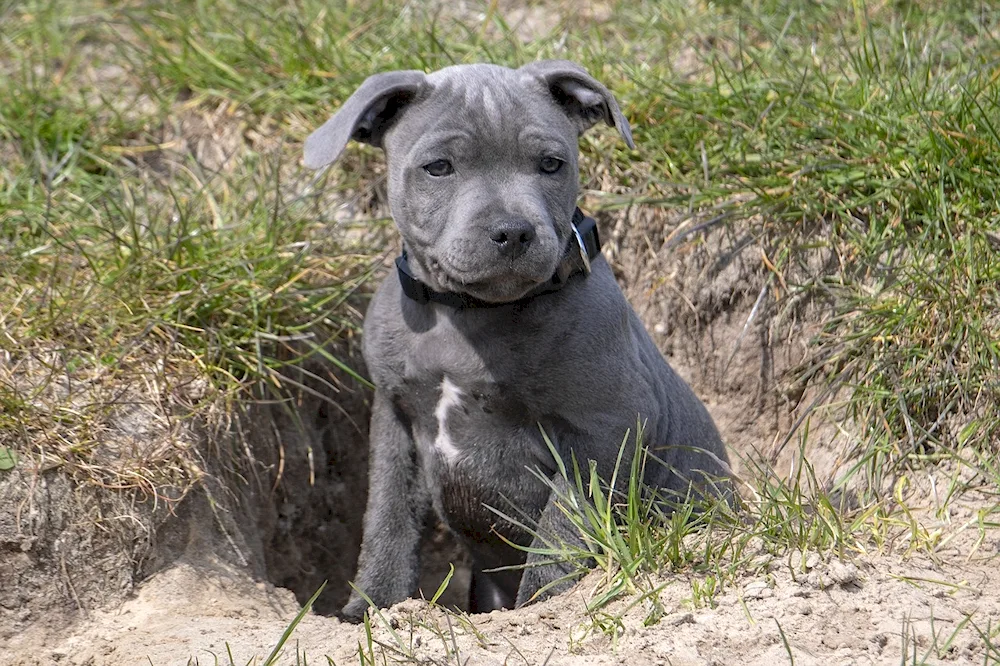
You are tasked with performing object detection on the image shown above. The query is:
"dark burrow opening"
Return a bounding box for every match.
[247,355,473,617]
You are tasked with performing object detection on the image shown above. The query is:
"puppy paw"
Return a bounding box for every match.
[340,595,370,624]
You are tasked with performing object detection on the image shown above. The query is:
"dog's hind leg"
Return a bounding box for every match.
[468,566,516,613]
[514,477,595,607]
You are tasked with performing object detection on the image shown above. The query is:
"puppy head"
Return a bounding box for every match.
[305,61,633,303]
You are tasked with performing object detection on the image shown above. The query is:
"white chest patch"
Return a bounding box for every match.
[433,377,464,463]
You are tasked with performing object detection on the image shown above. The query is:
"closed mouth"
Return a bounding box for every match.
[437,256,551,290]
[448,273,538,300]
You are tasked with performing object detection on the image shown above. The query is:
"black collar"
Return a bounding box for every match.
[395,208,601,309]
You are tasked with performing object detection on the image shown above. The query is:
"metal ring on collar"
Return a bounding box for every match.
[570,222,592,276]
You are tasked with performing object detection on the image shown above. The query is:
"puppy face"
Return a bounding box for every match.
[382,65,579,303]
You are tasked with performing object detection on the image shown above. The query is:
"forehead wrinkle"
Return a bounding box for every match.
[480,85,503,131]
[400,128,469,166]
[409,68,560,158]
[449,70,518,135]
[518,126,573,151]
[412,130,472,151]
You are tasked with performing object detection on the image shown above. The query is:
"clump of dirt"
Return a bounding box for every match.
[0,471,145,642]
[0,350,358,639]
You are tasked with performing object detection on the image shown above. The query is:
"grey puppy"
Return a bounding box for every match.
[304,61,730,622]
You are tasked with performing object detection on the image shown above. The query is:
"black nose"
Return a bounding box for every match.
[488,219,536,259]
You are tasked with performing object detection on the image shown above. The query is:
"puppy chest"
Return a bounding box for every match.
[393,375,542,461]
[392,375,554,521]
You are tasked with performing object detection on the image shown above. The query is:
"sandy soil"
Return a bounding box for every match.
[6,532,999,666]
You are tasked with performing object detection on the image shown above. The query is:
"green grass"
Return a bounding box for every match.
[2,0,1000,641]
[491,427,861,619]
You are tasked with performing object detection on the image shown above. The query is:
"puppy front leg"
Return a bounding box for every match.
[514,476,594,607]
[341,391,429,622]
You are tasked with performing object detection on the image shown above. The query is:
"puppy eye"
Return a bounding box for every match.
[539,156,564,174]
[423,159,454,177]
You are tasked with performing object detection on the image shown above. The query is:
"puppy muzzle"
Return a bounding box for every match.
[396,208,600,308]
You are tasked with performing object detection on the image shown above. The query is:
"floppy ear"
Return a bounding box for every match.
[519,60,634,149]
[303,70,427,169]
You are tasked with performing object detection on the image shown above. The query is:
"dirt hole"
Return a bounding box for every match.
[164,355,474,617]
